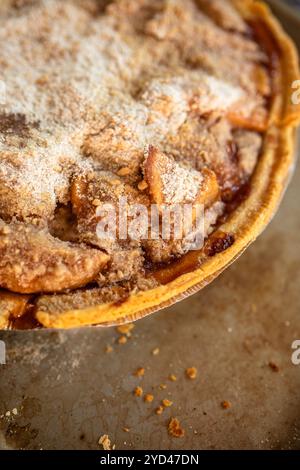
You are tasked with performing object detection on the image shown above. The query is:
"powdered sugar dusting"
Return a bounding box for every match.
[201,74,244,113]
[161,159,203,205]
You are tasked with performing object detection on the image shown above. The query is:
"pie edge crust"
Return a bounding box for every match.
[3,0,300,329]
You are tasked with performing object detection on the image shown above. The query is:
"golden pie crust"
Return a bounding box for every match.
[1,0,300,329]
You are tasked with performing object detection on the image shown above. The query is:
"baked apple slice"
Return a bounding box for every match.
[144,146,219,209]
[0,221,109,294]
[143,146,221,263]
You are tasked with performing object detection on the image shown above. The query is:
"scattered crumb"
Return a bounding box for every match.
[118,335,127,345]
[269,361,280,373]
[123,427,130,433]
[159,384,167,390]
[186,367,197,380]
[221,401,232,410]
[105,345,113,354]
[92,198,101,207]
[134,367,145,378]
[162,399,173,408]
[156,406,164,415]
[99,434,112,450]
[152,348,160,356]
[134,386,143,397]
[169,374,177,382]
[117,167,131,177]
[5,411,10,417]
[168,418,185,438]
[138,180,148,191]
[117,323,135,337]
[144,394,154,403]
[12,408,18,416]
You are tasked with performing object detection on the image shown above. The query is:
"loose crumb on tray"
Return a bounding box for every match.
[168,418,185,438]
[186,367,197,380]
[134,386,143,397]
[99,434,113,450]
[162,399,173,408]
[221,400,232,410]
[144,394,154,403]
[169,374,177,382]
[117,324,135,336]
[134,367,145,378]
[118,335,128,345]
[156,406,164,415]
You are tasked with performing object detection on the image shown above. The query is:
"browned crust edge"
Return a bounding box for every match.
[2,0,300,329]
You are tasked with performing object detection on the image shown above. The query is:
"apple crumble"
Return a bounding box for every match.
[0,0,284,327]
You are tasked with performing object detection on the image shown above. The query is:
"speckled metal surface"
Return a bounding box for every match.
[0,4,300,451]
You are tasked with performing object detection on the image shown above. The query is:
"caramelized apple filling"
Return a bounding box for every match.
[0,0,272,314]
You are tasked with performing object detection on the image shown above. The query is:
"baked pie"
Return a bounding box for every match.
[0,0,299,329]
